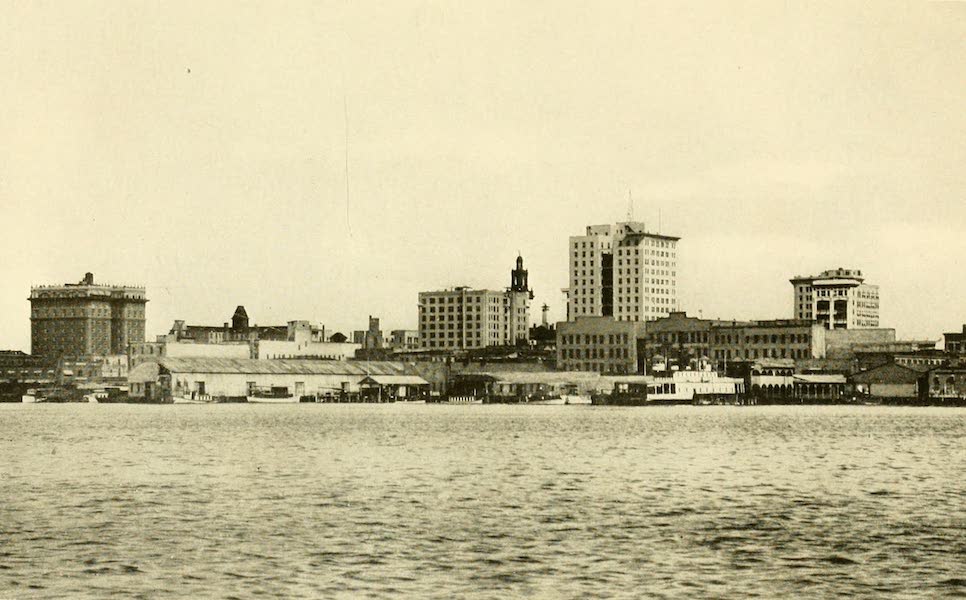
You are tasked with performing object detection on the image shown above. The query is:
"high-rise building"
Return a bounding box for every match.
[29,272,147,358]
[567,221,679,322]
[418,256,532,350]
[790,268,879,329]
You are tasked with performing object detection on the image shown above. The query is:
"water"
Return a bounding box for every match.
[1,404,963,599]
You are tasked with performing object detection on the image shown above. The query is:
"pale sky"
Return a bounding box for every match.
[1,2,964,351]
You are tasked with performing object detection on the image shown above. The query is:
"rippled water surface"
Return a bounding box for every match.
[1,404,964,598]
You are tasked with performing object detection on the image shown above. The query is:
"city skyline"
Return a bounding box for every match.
[2,3,964,351]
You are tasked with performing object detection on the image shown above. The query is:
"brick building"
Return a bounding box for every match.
[556,316,647,374]
[643,312,747,372]
[29,273,146,358]
[710,320,826,370]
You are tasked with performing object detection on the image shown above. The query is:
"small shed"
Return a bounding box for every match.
[852,363,921,399]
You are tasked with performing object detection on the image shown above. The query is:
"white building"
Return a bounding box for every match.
[568,221,680,322]
[148,358,417,401]
[790,268,880,329]
[418,256,532,350]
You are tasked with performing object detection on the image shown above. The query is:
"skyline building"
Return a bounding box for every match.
[29,272,147,358]
[790,268,880,329]
[564,221,680,323]
[418,256,532,350]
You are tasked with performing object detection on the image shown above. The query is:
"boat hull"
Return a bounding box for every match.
[247,396,299,404]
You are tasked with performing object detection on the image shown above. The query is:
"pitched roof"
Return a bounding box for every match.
[128,362,160,382]
[158,358,405,375]
[852,363,922,384]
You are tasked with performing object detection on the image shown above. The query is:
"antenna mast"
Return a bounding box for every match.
[627,190,634,221]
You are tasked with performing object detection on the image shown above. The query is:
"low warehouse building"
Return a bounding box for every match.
[852,363,922,401]
[145,358,413,402]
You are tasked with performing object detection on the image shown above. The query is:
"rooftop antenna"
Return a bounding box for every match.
[627,190,634,221]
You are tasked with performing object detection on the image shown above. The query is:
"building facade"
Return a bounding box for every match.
[29,272,147,358]
[555,316,647,374]
[567,221,679,323]
[643,312,743,372]
[418,257,532,350]
[790,268,879,329]
[710,320,826,369]
[943,325,965,355]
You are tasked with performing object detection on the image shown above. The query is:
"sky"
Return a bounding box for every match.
[1,1,963,351]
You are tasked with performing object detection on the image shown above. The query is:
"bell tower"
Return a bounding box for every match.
[510,254,530,295]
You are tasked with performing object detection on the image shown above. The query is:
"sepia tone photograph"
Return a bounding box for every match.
[1,1,964,598]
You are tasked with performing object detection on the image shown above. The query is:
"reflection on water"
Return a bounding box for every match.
[1,405,964,598]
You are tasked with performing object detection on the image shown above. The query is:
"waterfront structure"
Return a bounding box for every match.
[130,357,419,402]
[0,351,56,401]
[555,316,647,374]
[709,320,826,370]
[790,268,879,329]
[418,256,532,350]
[792,374,850,402]
[451,371,601,402]
[925,366,966,401]
[852,363,923,401]
[567,221,679,322]
[29,272,147,358]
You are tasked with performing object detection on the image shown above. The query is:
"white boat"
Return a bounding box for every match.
[528,394,592,405]
[173,394,218,404]
[83,390,108,404]
[22,392,39,403]
[447,396,483,405]
[247,394,299,404]
[395,400,426,405]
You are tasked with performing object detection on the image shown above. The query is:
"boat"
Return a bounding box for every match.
[173,395,219,404]
[247,387,298,404]
[446,396,483,405]
[21,389,42,403]
[528,394,592,405]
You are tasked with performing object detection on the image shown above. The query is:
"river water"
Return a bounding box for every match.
[1,404,963,599]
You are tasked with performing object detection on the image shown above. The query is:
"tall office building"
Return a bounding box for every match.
[565,221,679,322]
[29,272,147,358]
[418,256,532,350]
[790,268,879,329]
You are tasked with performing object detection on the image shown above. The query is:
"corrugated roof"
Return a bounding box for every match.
[128,362,160,382]
[362,375,430,386]
[158,358,406,375]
